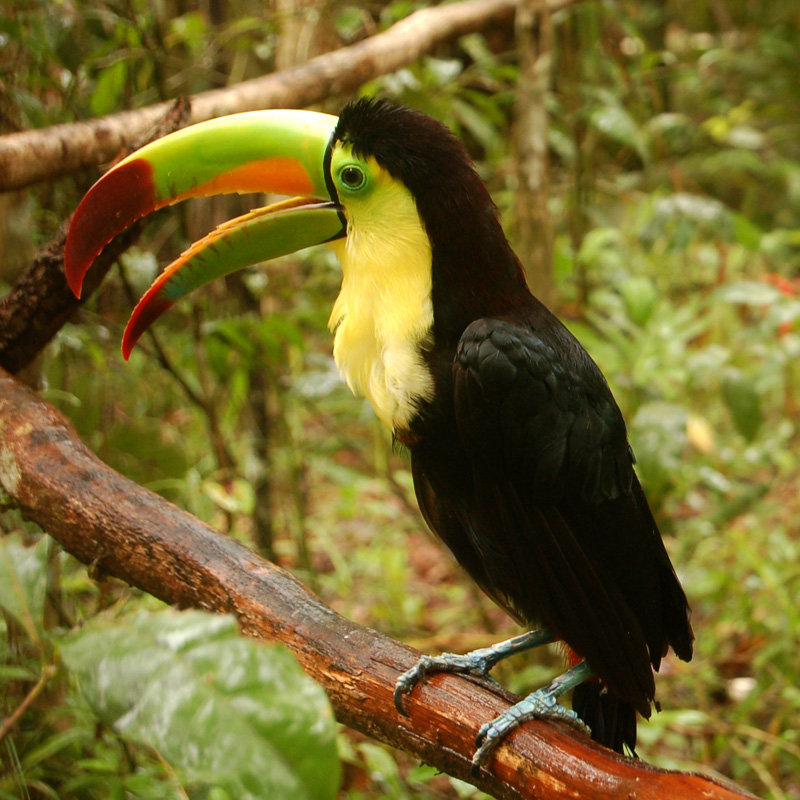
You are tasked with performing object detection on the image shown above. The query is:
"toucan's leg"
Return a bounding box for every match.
[394,628,555,714]
[472,659,594,769]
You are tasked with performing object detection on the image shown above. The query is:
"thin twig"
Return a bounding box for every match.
[116,263,207,411]
[0,665,57,743]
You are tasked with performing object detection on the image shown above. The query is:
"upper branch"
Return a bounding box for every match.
[0,0,521,193]
[0,368,755,800]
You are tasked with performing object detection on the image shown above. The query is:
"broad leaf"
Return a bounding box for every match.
[589,105,649,162]
[619,276,658,327]
[0,534,49,639]
[722,368,762,442]
[717,280,783,307]
[61,609,340,800]
[89,59,127,117]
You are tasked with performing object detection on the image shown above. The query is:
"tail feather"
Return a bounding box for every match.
[572,682,638,755]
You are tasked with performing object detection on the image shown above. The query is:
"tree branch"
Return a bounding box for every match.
[0,368,755,800]
[0,0,580,193]
[0,665,57,742]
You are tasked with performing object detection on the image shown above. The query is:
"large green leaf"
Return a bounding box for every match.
[619,276,658,327]
[89,59,128,117]
[722,368,763,442]
[61,610,340,800]
[0,534,49,639]
[589,105,649,162]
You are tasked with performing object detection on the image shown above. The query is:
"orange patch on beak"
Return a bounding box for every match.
[192,157,316,199]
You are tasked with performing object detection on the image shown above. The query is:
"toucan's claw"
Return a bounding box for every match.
[394,651,504,715]
[471,660,594,771]
[472,688,592,770]
[394,629,554,715]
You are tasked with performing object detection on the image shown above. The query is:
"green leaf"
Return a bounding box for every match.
[21,728,91,771]
[167,13,208,54]
[122,771,185,800]
[619,276,658,327]
[761,228,800,259]
[426,57,463,86]
[577,227,626,273]
[589,105,649,162]
[731,213,762,250]
[630,402,688,503]
[61,609,340,800]
[645,113,698,155]
[722,368,762,441]
[0,665,40,681]
[451,95,503,155]
[202,478,255,515]
[89,59,127,117]
[718,281,782,307]
[0,534,49,638]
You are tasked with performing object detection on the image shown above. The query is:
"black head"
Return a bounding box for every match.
[334,98,492,212]
[334,98,530,339]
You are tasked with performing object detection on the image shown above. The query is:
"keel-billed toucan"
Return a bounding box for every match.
[65,98,693,767]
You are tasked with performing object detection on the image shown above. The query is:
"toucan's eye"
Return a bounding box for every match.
[340,165,366,190]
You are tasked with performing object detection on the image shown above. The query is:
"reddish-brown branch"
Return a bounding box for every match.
[0,369,754,800]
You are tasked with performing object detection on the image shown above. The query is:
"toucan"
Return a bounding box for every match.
[65,98,694,767]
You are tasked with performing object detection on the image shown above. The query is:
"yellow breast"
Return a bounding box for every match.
[328,173,435,431]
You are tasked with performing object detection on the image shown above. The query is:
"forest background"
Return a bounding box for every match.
[1,0,799,798]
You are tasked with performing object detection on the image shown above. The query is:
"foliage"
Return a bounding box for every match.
[0,532,340,800]
[2,0,800,798]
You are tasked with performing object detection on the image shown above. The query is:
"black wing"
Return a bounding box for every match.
[425,316,692,715]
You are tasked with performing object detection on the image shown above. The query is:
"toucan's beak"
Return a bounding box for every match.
[65,110,344,358]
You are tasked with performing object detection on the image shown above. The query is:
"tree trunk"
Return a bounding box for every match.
[514,0,554,305]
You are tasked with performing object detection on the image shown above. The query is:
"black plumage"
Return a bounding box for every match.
[334,99,694,753]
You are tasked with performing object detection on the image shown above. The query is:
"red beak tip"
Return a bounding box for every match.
[121,327,138,361]
[64,157,158,303]
[67,276,84,299]
[64,243,87,298]
[121,293,174,360]
[121,337,135,361]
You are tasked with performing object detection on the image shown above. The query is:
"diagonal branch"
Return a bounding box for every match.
[0,368,755,800]
[0,0,580,193]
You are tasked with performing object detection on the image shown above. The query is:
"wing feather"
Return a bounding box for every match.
[439,316,692,711]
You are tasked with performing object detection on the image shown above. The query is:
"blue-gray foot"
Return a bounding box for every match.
[472,660,594,769]
[394,629,554,715]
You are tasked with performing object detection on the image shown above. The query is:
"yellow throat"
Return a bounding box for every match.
[328,158,435,431]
